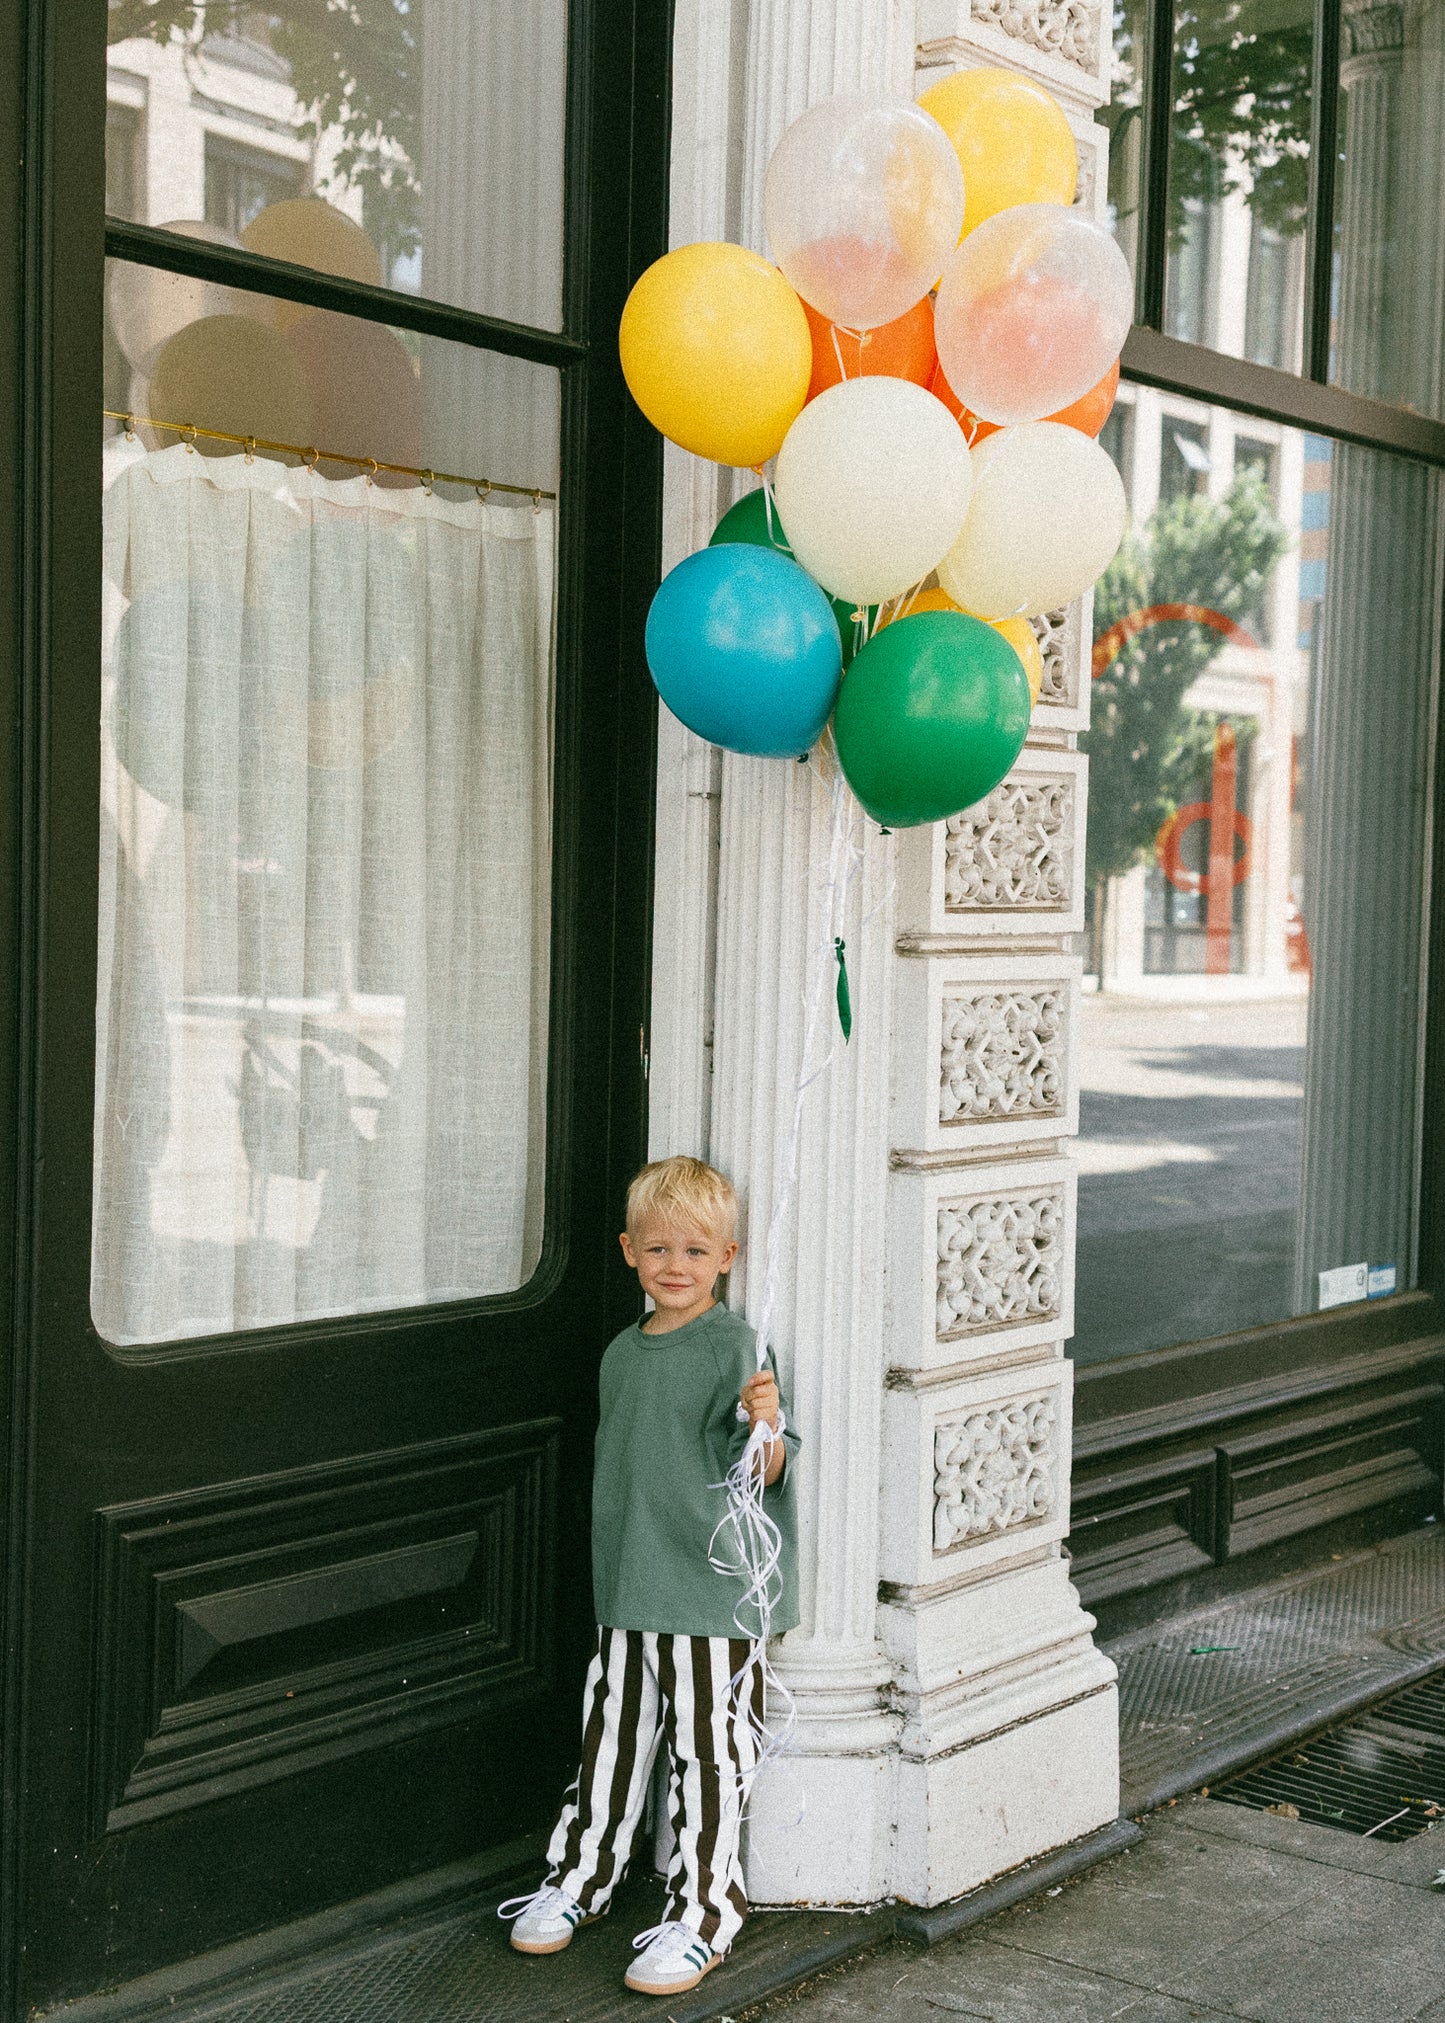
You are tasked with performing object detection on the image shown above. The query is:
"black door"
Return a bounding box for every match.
[0,2,670,2009]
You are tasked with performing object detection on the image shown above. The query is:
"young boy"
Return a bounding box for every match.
[499,1156,799,1997]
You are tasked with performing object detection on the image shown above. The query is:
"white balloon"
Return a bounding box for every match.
[108,221,273,375]
[934,203,1133,425]
[763,94,964,330]
[938,422,1126,618]
[774,378,973,605]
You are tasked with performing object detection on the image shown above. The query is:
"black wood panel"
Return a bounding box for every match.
[93,1425,558,1834]
[1070,1353,1445,1607]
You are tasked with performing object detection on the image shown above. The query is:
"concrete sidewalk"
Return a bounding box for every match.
[762,1793,1445,2023]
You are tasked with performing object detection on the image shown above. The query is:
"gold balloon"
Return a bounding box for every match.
[241,198,383,331]
[148,315,315,455]
[918,68,1078,240]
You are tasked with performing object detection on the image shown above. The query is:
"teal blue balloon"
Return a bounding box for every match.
[710,488,875,665]
[834,611,1031,827]
[645,544,842,758]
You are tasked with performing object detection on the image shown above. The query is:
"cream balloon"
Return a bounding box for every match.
[934,203,1133,425]
[108,221,273,375]
[774,377,973,604]
[938,423,1126,618]
[763,93,964,330]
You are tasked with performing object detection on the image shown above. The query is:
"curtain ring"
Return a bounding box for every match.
[421,469,435,496]
[476,478,492,503]
[122,415,137,443]
[531,488,543,514]
[365,457,379,486]
[303,446,320,474]
[244,436,257,465]
[180,423,197,453]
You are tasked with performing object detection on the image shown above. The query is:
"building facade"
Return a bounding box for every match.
[0,0,1441,2012]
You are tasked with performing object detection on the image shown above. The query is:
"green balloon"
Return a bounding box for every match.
[710,489,875,665]
[834,612,1032,828]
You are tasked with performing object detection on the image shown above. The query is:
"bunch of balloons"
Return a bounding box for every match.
[620,71,1130,828]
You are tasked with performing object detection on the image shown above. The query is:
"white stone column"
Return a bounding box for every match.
[652,0,1120,1908]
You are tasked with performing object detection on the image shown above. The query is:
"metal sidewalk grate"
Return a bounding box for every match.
[1210,1669,1445,1841]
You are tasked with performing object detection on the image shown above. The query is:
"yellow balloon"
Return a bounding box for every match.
[241,199,383,331]
[917,68,1078,240]
[989,615,1044,704]
[620,243,811,467]
[878,589,1042,702]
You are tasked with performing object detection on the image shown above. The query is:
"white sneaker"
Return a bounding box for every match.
[498,1883,594,1955]
[624,1920,722,1995]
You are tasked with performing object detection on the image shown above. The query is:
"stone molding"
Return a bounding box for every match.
[888,1157,1077,1370]
[915,0,1112,107]
[880,1360,1072,1588]
[896,749,1088,943]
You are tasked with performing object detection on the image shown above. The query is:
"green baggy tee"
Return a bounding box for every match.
[591,1303,801,1639]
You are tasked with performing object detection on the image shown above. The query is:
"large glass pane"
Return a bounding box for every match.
[94,273,560,1346]
[1165,0,1312,367]
[105,3,568,330]
[1076,385,1442,1363]
[1330,0,1445,419]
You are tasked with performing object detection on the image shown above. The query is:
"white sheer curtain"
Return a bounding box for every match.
[94,442,553,1347]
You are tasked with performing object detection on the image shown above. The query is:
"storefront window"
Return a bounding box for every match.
[1074,387,1442,1362]
[104,1,568,328]
[93,268,559,1347]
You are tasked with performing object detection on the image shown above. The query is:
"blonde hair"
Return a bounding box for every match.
[626,1156,738,1244]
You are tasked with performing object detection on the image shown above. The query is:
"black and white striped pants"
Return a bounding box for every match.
[544,1626,761,1952]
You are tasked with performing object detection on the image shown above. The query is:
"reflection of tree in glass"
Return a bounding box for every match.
[108,2,419,261]
[1103,0,1312,244]
[1172,0,1313,241]
[1082,473,1286,969]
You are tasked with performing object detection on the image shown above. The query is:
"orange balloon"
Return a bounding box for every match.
[803,295,936,402]
[285,312,421,486]
[931,354,1120,445]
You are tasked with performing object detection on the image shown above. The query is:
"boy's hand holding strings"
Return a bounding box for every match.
[740,1369,786,1485]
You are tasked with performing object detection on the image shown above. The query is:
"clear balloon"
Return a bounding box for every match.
[774,377,973,604]
[917,68,1077,239]
[620,243,812,466]
[931,356,1119,446]
[763,94,964,330]
[938,422,1127,619]
[934,204,1133,425]
[108,221,270,375]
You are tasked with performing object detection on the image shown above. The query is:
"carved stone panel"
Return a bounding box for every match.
[892,952,1081,1154]
[945,774,1073,914]
[933,1396,1058,1550]
[915,2,1112,108]
[940,987,1067,1126]
[937,1187,1065,1338]
[971,0,1100,77]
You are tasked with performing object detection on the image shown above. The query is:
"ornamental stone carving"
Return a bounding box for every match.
[937,1189,1064,1337]
[972,0,1100,74]
[1032,608,1071,706]
[944,776,1073,912]
[939,988,1067,1124]
[933,1396,1057,1549]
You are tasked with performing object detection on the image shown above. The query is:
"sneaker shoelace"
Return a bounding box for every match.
[497,1884,578,1924]
[632,1919,710,1964]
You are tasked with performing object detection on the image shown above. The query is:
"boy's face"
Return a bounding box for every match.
[620,1217,738,1321]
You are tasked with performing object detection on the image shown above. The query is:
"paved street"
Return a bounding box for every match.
[760,1794,1445,2023]
[1072,993,1308,1364]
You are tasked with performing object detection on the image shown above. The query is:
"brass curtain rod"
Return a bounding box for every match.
[103,410,557,502]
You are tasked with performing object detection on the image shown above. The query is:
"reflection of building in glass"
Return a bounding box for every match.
[1091,386,1319,994]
